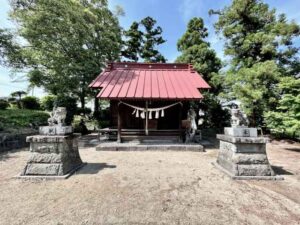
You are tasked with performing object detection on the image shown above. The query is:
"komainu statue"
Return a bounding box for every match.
[230,106,248,127]
[48,107,67,126]
[185,108,197,143]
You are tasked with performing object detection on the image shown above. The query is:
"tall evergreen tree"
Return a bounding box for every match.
[176,17,222,92]
[176,17,230,128]
[212,0,300,126]
[140,17,166,62]
[122,17,166,62]
[121,22,143,62]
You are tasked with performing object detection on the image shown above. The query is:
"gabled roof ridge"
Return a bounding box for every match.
[105,62,194,72]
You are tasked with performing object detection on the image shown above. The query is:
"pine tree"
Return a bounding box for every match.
[265,77,300,138]
[176,17,222,93]
[122,17,167,62]
[212,0,300,126]
[140,17,166,62]
[121,22,143,62]
[176,17,230,128]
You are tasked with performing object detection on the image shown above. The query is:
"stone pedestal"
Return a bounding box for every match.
[215,127,281,180]
[20,125,83,178]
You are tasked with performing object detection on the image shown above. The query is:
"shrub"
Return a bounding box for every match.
[41,95,57,111]
[55,95,77,125]
[0,99,9,110]
[76,107,92,115]
[0,109,49,132]
[72,116,89,135]
[21,96,40,110]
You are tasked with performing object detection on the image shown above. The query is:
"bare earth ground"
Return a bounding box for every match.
[0,141,300,225]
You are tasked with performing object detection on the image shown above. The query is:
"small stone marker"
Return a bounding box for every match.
[19,107,84,179]
[214,107,282,180]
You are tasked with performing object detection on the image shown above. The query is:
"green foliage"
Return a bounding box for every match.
[214,0,300,70]
[121,22,143,62]
[226,61,281,125]
[177,17,208,51]
[140,17,166,62]
[0,28,24,67]
[21,96,40,110]
[54,95,77,125]
[176,17,225,127]
[0,99,9,110]
[122,17,166,62]
[9,0,122,108]
[0,109,49,132]
[40,95,57,111]
[265,77,300,137]
[212,0,300,126]
[76,107,92,115]
[10,91,27,109]
[199,92,231,128]
[72,116,89,135]
[176,17,222,92]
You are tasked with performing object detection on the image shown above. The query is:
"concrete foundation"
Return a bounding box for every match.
[216,128,282,180]
[20,121,83,178]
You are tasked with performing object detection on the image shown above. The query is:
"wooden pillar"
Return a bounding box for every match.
[178,103,183,141]
[145,101,149,136]
[117,103,122,143]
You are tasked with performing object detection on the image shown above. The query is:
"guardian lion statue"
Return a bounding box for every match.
[48,107,67,126]
[230,106,248,127]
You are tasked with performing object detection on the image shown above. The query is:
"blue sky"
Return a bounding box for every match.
[1,0,300,97]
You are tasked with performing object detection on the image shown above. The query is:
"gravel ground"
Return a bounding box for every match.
[0,141,300,225]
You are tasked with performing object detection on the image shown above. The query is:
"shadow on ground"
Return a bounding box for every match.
[0,149,26,161]
[77,162,116,174]
[284,147,300,153]
[272,165,294,175]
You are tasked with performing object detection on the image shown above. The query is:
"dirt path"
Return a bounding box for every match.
[0,142,300,225]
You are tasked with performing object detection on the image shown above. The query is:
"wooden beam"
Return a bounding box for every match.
[145,101,148,136]
[117,102,122,143]
[178,103,183,142]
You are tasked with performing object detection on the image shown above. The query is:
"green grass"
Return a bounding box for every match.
[0,109,49,133]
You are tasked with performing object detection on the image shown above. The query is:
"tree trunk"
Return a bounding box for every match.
[80,95,85,113]
[93,97,100,119]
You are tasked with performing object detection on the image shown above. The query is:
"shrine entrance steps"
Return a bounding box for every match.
[95,141,204,152]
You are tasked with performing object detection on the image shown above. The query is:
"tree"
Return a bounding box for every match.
[21,96,40,110]
[265,77,300,138]
[0,28,23,68]
[176,17,222,93]
[140,17,166,62]
[11,91,27,109]
[121,22,143,62]
[122,17,167,62]
[9,0,122,112]
[176,17,229,128]
[212,0,300,126]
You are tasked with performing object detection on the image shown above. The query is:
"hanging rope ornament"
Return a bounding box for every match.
[119,101,182,120]
[155,110,159,119]
[149,111,152,119]
[141,111,145,119]
[198,109,205,116]
[135,109,139,118]
[161,109,165,117]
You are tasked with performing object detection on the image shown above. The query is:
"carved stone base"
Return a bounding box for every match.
[21,134,83,176]
[216,134,278,178]
[39,126,73,135]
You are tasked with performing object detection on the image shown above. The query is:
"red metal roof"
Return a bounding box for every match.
[89,62,210,100]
